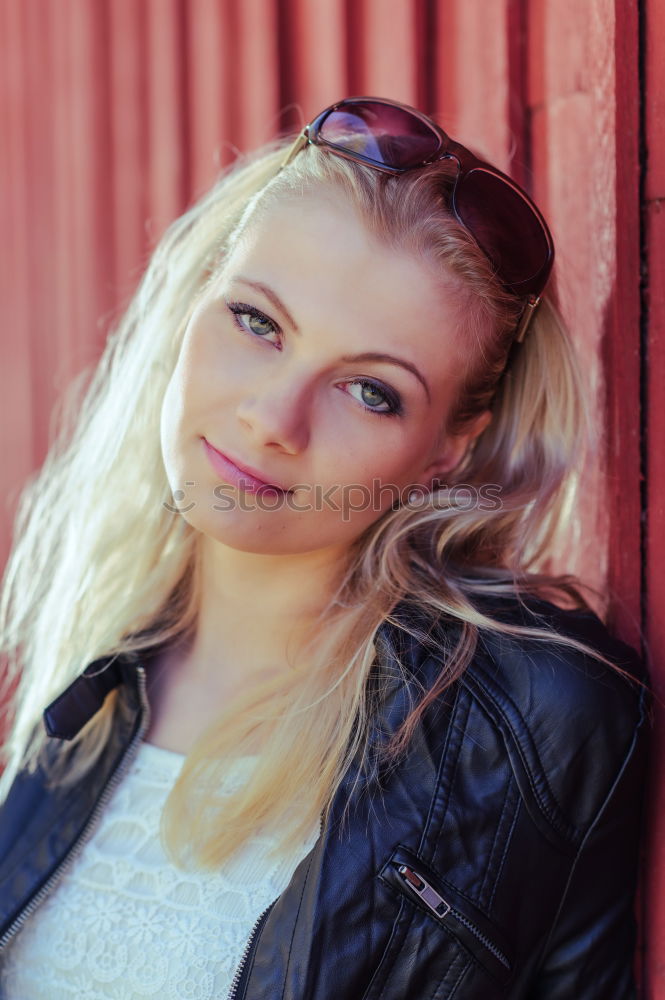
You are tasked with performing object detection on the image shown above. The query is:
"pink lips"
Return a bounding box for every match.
[201,437,290,496]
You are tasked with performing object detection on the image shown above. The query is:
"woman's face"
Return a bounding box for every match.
[160,189,490,557]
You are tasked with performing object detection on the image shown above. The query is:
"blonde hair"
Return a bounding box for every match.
[0,134,645,870]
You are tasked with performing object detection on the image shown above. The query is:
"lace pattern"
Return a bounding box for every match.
[0,740,321,999]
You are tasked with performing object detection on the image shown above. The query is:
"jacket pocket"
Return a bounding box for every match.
[379,845,513,987]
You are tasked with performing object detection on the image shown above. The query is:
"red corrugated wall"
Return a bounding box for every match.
[1,0,661,991]
[644,0,665,991]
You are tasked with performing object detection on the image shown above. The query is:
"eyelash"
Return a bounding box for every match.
[225,300,403,419]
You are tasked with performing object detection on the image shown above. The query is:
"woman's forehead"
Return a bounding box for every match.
[221,193,469,352]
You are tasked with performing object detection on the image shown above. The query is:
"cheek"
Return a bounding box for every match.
[330,430,432,488]
[311,440,428,525]
[162,324,228,426]
[160,369,187,476]
[159,338,210,469]
[191,313,266,402]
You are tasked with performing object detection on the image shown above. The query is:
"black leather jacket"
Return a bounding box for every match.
[0,597,652,998]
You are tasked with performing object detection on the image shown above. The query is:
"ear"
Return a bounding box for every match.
[418,409,493,487]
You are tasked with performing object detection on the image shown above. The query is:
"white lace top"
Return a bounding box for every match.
[0,740,321,999]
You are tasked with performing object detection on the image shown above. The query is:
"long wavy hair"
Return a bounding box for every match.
[0,133,643,870]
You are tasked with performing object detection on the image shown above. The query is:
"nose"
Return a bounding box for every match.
[235,373,312,454]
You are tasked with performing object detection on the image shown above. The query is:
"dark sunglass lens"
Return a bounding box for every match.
[455,169,552,295]
[319,103,441,169]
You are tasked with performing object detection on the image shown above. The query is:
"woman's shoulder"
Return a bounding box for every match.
[467,592,650,718]
[455,594,652,832]
[391,592,650,718]
[385,592,651,837]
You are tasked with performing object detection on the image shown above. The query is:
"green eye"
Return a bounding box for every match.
[227,301,281,344]
[247,314,274,337]
[360,383,387,408]
[347,379,401,417]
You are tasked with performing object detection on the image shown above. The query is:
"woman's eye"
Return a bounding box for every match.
[346,380,402,417]
[224,300,401,418]
[226,302,281,345]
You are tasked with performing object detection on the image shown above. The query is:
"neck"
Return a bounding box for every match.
[174,538,350,687]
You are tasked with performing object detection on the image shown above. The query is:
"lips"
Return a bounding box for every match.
[201,437,292,495]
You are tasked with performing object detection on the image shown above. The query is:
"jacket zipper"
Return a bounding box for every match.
[394,863,511,971]
[226,900,276,1000]
[0,663,151,953]
[227,811,325,1000]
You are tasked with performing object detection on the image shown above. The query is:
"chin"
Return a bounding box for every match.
[187,504,362,557]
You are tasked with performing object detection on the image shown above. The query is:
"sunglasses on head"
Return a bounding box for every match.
[279,96,555,343]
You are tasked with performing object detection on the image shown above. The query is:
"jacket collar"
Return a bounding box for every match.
[43,650,143,741]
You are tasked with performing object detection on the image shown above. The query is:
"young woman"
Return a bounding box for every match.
[0,97,651,999]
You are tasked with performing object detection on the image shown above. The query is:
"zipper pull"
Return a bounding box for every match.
[396,864,451,919]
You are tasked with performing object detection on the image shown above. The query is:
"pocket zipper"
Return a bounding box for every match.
[392,862,511,972]
[396,864,452,919]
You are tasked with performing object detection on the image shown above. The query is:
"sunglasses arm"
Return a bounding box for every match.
[513,295,541,343]
[279,130,310,170]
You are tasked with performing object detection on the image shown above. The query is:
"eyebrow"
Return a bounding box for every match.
[232,275,432,403]
[340,352,431,403]
[235,277,300,332]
